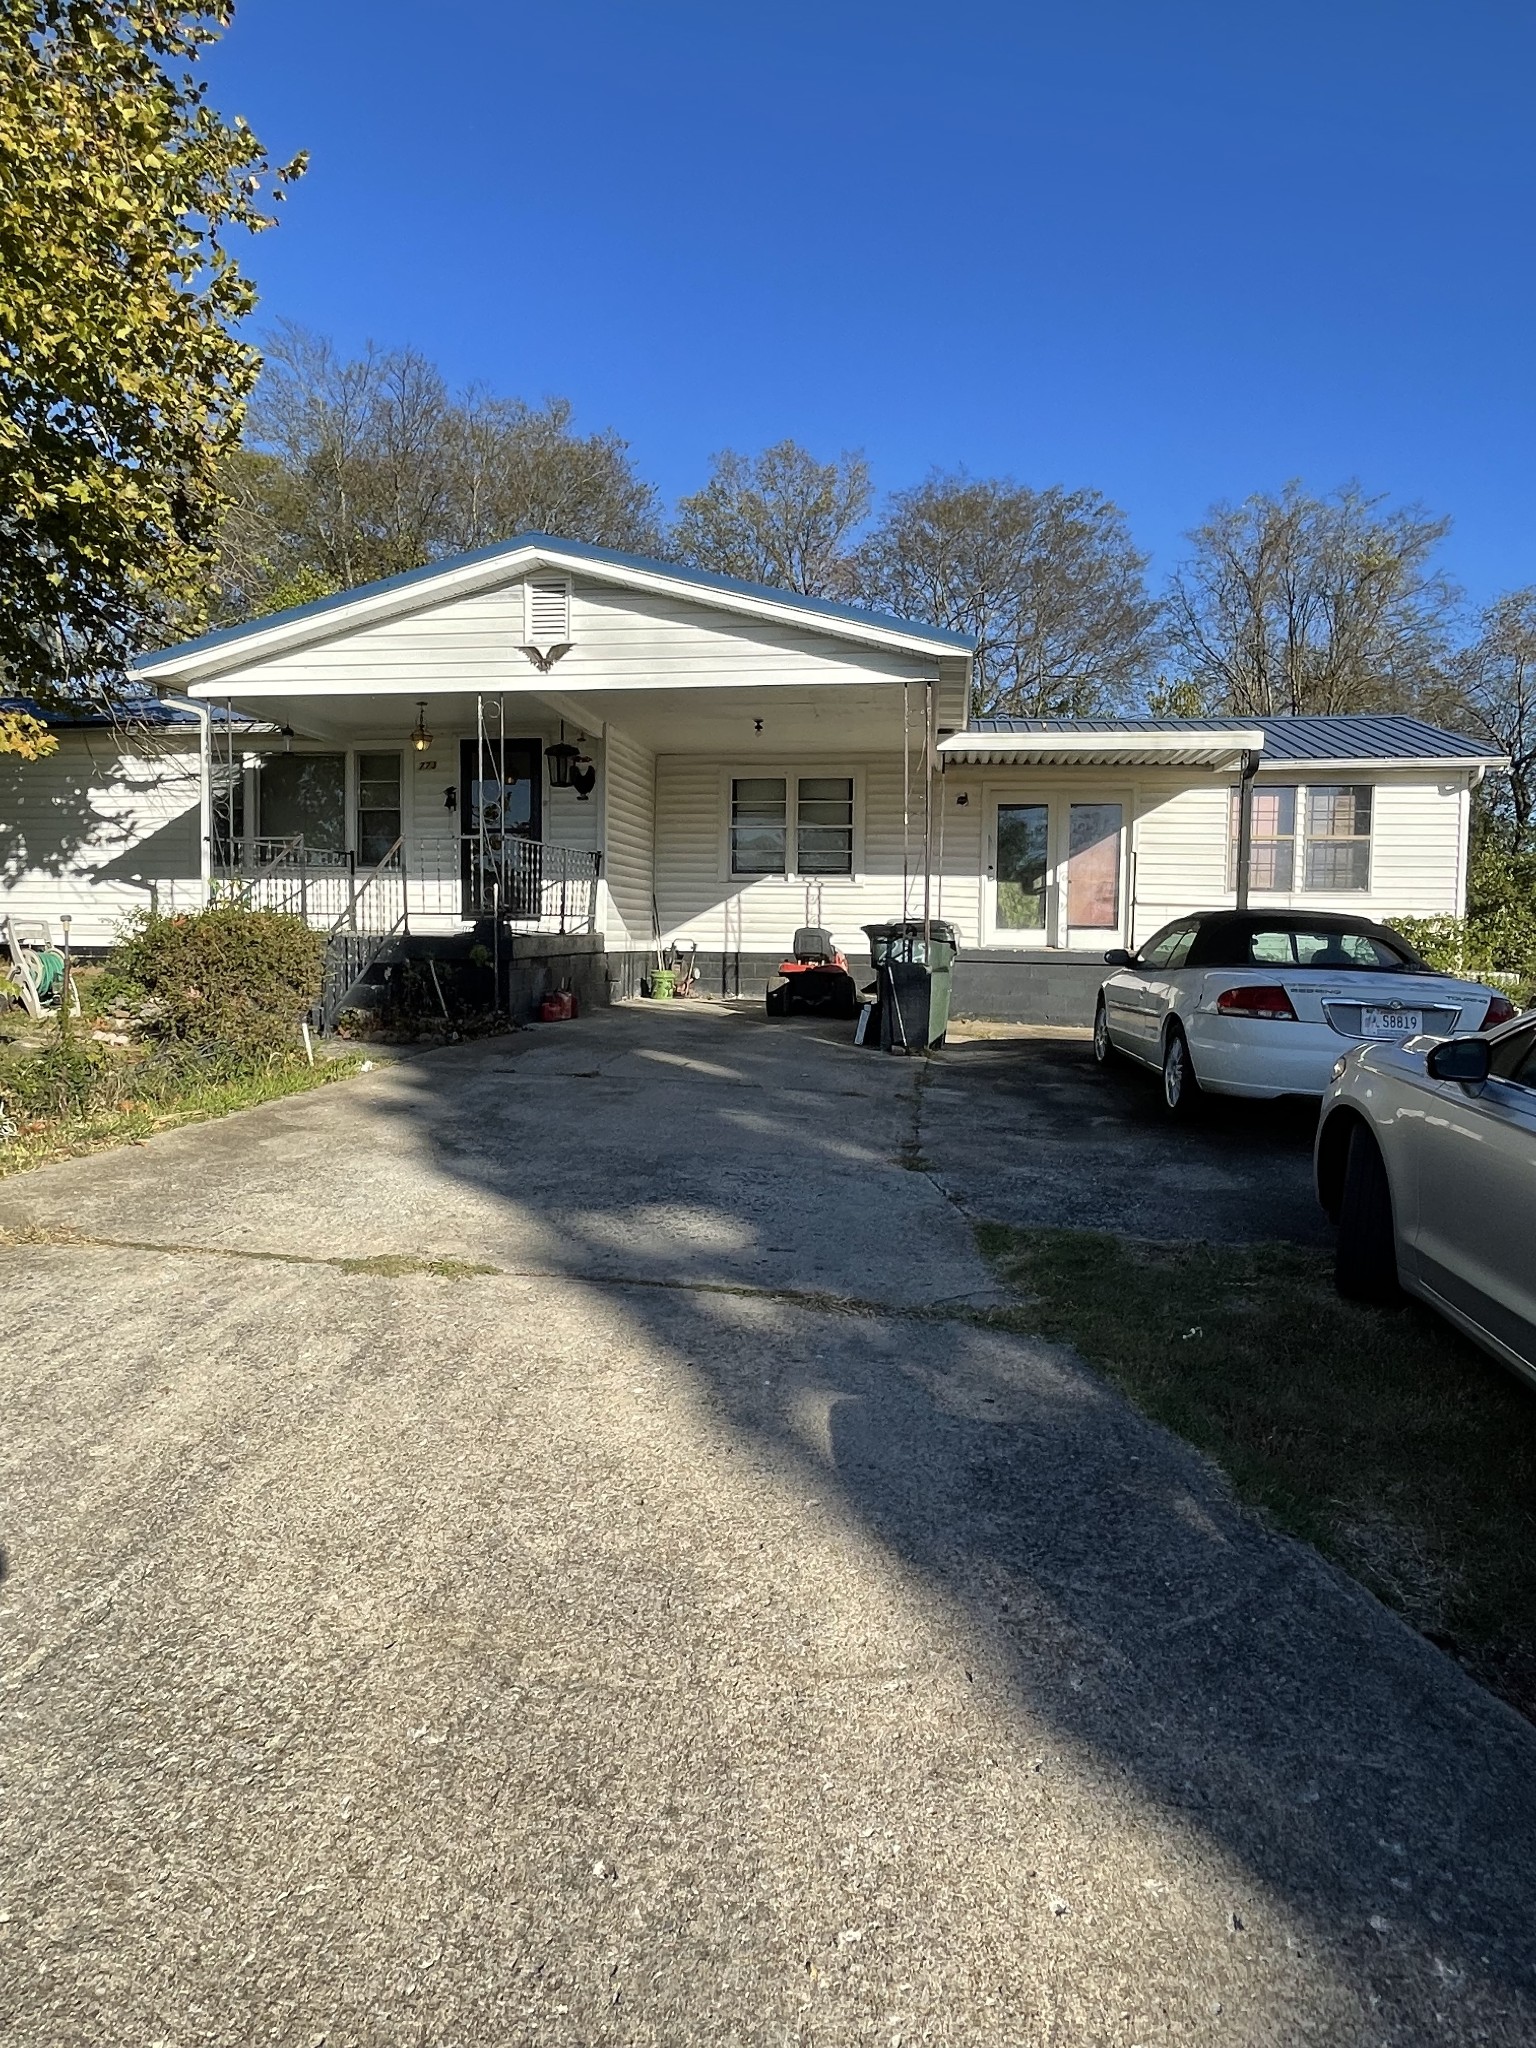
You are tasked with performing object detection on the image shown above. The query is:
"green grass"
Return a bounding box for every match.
[976,1224,1536,1718]
[0,1052,366,1177]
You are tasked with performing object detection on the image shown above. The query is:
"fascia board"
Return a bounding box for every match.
[1252,754,1510,774]
[939,729,1267,759]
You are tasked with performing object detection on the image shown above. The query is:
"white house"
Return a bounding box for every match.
[0,534,1507,1023]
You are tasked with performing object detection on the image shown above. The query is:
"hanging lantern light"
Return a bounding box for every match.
[545,720,580,790]
[412,700,433,752]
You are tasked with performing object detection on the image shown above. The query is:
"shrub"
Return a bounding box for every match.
[0,1037,120,1121]
[109,905,324,1056]
[1394,834,1536,1006]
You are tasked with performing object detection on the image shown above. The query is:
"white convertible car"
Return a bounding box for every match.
[1093,910,1516,1113]
[1316,1013,1536,1384]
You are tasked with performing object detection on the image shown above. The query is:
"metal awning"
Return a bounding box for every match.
[937,728,1266,771]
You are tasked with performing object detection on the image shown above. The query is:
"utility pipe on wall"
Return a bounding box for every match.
[1234,748,1261,912]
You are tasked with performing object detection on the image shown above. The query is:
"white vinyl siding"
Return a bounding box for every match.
[1131,771,1468,943]
[654,756,956,961]
[203,575,959,702]
[601,725,655,947]
[0,732,203,948]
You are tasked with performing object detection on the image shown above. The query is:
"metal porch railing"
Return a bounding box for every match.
[314,838,408,1034]
[214,836,601,938]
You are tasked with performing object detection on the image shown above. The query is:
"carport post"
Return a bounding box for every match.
[1234,749,1260,911]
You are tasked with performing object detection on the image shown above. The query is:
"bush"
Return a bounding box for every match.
[0,1037,120,1122]
[109,905,324,1055]
[1394,834,1536,1006]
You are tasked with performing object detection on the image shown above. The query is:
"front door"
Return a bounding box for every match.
[460,737,542,917]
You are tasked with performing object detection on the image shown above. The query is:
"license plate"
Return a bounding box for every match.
[1361,1007,1421,1036]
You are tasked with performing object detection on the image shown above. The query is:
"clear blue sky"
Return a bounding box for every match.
[207,0,1536,604]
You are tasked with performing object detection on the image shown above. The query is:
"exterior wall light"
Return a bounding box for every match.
[545,721,580,789]
[412,701,433,752]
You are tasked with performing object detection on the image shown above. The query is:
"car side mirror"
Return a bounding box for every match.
[1426,1037,1492,1085]
[1103,948,1135,967]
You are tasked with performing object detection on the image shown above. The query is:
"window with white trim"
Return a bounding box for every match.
[1228,784,1297,891]
[731,778,788,875]
[1304,784,1372,891]
[796,776,854,874]
[730,773,856,877]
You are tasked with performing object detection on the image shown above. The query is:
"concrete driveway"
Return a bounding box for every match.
[3,1003,1534,2047]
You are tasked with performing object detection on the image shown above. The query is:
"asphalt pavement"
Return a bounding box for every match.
[2,1003,1533,2047]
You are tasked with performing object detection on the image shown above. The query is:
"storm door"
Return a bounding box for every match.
[988,801,1050,941]
[460,737,542,917]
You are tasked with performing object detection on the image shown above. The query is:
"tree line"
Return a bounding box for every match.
[1,8,1528,839]
[218,327,1535,845]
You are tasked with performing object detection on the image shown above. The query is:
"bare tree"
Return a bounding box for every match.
[213,326,662,621]
[443,394,662,556]
[1438,589,1536,844]
[671,441,871,597]
[1165,482,1457,715]
[855,473,1159,718]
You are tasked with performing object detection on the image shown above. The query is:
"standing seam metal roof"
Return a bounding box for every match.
[967,714,1500,762]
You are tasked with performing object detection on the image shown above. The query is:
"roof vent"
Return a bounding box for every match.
[521,577,572,670]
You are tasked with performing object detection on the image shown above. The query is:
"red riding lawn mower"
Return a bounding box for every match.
[764,927,860,1020]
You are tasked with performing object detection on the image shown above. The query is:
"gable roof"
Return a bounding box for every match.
[131,532,975,686]
[965,714,1506,769]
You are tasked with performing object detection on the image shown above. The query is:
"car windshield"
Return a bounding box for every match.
[1244,927,1411,970]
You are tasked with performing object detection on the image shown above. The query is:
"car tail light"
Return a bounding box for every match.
[1482,994,1518,1028]
[1216,983,1299,1021]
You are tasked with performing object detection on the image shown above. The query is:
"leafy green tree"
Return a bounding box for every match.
[857,473,1160,718]
[0,711,57,759]
[0,3,303,701]
[672,441,871,598]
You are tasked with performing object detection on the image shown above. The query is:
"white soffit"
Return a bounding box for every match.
[938,730,1266,770]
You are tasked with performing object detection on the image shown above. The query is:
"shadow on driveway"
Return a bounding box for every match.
[928,1029,1330,1245]
[4,1003,1534,2040]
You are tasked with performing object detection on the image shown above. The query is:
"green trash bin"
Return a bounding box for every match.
[862,921,958,1051]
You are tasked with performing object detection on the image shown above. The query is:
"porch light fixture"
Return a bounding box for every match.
[412,701,433,752]
[545,721,580,790]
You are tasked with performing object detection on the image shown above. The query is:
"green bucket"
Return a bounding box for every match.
[648,968,677,1000]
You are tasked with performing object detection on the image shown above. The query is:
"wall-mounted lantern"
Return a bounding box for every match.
[545,721,580,790]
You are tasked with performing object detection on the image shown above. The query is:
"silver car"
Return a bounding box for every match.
[1315,1011,1536,1385]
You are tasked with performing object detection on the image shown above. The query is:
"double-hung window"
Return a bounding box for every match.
[731,778,788,875]
[1229,785,1297,892]
[1304,785,1372,891]
[731,774,855,877]
[795,777,853,875]
[1229,782,1374,892]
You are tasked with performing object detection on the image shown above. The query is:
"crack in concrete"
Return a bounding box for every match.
[0,1220,989,1325]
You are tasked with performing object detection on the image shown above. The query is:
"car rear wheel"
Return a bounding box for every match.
[1335,1123,1401,1305]
[1161,1021,1200,1117]
[1093,998,1116,1065]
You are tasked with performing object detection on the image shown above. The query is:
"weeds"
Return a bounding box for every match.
[976,1223,1536,1718]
